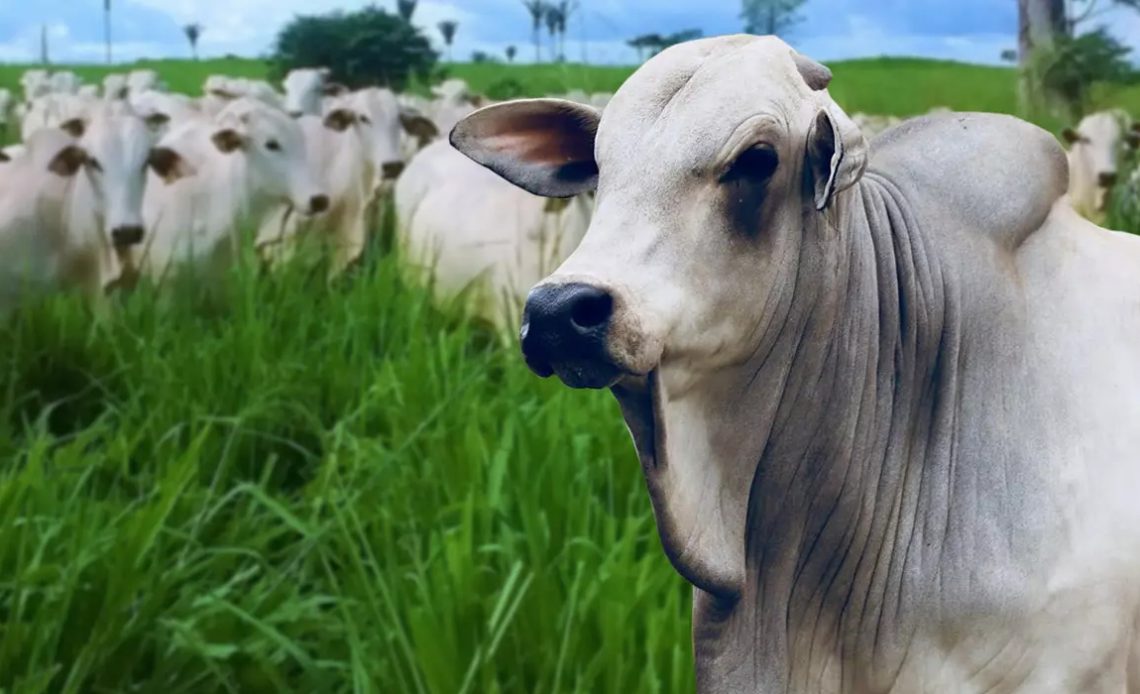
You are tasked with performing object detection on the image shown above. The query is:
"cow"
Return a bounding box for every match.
[1063,110,1139,222]
[103,73,130,100]
[282,67,333,118]
[256,107,376,274]
[0,117,150,310]
[49,71,82,96]
[429,78,480,136]
[0,88,12,139]
[339,87,437,197]
[396,138,591,328]
[20,70,51,103]
[127,69,162,96]
[139,99,327,281]
[21,93,95,141]
[452,35,1140,691]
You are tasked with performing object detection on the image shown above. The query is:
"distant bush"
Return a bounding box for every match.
[1027,27,1134,119]
[471,51,500,64]
[485,77,526,101]
[271,6,437,91]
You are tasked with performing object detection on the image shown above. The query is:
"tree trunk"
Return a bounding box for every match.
[1018,0,1071,119]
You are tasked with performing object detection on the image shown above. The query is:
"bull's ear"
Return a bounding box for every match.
[323,108,357,132]
[322,82,349,97]
[1062,127,1080,145]
[806,105,868,211]
[60,118,86,138]
[450,98,600,198]
[48,145,89,177]
[211,128,246,154]
[400,109,438,143]
[0,150,9,163]
[148,147,196,184]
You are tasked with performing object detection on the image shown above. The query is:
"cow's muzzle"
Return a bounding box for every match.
[521,282,622,389]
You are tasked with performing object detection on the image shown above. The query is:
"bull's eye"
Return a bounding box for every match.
[722,144,779,183]
[87,157,103,173]
[266,139,282,152]
[359,115,372,124]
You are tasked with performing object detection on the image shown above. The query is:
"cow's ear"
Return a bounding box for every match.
[0,150,9,163]
[322,82,349,97]
[400,109,438,143]
[48,144,89,177]
[323,108,357,132]
[211,128,246,154]
[806,105,868,211]
[1062,127,1080,145]
[148,147,196,184]
[60,118,86,138]
[450,98,600,198]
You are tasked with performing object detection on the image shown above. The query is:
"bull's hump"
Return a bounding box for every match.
[868,112,1068,249]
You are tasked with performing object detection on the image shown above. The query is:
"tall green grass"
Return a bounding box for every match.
[0,239,692,693]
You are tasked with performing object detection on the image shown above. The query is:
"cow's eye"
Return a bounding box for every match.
[359,114,372,124]
[266,139,282,152]
[723,144,778,183]
[87,157,103,172]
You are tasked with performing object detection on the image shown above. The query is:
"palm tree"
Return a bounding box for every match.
[544,5,562,62]
[506,45,518,63]
[438,20,459,62]
[522,0,546,62]
[104,0,112,64]
[397,0,417,22]
[183,23,203,61]
[554,1,577,63]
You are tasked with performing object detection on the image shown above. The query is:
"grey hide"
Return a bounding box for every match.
[451,35,1140,692]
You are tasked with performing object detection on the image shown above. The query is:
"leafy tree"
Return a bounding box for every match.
[628,29,702,61]
[272,7,437,91]
[741,0,805,36]
[183,23,203,61]
[472,50,499,64]
[1019,0,1139,118]
[505,45,518,62]
[1031,27,1132,117]
[397,0,417,22]
[438,20,459,62]
[522,0,547,62]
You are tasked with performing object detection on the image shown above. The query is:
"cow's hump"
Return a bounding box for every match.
[867,112,1068,249]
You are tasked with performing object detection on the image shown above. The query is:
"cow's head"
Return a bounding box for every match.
[283,67,330,118]
[78,112,160,248]
[343,88,437,192]
[1063,110,1137,216]
[452,36,867,593]
[453,35,865,389]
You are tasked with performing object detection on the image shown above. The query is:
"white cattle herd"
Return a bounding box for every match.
[0,60,1135,324]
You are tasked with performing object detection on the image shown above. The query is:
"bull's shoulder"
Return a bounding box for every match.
[867,112,1069,248]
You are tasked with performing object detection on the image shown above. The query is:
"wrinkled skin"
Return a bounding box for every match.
[452,35,1140,692]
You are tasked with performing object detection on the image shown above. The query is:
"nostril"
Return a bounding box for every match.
[288,111,303,119]
[111,225,144,245]
[1099,172,1118,188]
[309,194,330,213]
[382,161,405,179]
[570,290,614,331]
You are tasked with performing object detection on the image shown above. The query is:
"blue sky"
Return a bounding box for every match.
[1,0,1138,66]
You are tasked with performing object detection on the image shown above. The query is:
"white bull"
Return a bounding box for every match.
[139,100,326,280]
[396,138,591,328]
[454,35,1140,691]
[1064,110,1138,221]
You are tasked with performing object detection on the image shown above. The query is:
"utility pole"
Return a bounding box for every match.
[580,2,588,64]
[41,24,49,65]
[104,0,113,64]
